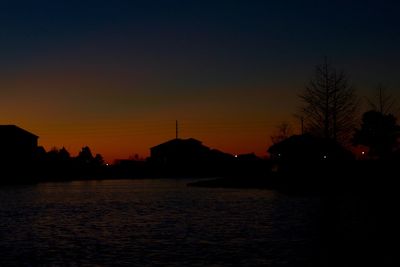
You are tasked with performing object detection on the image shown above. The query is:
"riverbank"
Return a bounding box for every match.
[188,160,400,196]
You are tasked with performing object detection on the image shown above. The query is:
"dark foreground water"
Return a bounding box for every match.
[0,179,390,266]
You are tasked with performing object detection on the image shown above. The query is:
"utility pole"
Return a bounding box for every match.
[176,120,178,139]
[301,116,304,135]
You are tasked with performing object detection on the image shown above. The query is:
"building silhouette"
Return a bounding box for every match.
[268,134,353,161]
[0,125,38,164]
[150,138,210,166]
[149,138,235,176]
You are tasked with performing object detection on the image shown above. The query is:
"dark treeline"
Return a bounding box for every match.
[191,59,400,194]
[2,59,400,189]
[0,146,108,184]
[0,141,270,185]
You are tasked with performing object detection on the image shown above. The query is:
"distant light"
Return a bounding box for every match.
[234,155,238,158]
[278,154,281,157]
[361,151,365,155]
[323,155,327,159]
[106,163,109,166]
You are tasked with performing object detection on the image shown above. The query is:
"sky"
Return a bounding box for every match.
[1,0,399,162]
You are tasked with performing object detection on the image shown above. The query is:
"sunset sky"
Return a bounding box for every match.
[1,0,399,162]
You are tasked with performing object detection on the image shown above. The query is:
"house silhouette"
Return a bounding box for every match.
[149,137,237,176]
[0,125,38,164]
[150,138,234,172]
[150,138,210,166]
[268,134,353,161]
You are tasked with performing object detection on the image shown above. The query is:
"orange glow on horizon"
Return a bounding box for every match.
[1,65,300,162]
[32,119,286,163]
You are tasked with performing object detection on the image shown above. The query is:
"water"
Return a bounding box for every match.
[0,179,322,266]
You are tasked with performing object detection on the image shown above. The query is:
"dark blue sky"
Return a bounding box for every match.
[1,0,399,160]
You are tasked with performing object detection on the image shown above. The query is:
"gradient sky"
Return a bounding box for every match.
[1,0,399,162]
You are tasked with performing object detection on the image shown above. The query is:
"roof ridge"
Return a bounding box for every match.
[0,125,38,138]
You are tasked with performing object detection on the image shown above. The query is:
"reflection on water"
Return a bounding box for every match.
[0,179,321,266]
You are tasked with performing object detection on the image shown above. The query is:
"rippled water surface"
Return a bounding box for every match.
[0,179,322,266]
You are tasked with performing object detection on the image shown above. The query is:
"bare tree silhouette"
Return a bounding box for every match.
[270,122,293,144]
[298,58,359,143]
[366,84,398,115]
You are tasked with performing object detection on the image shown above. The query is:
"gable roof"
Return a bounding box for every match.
[151,138,203,150]
[0,125,38,138]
